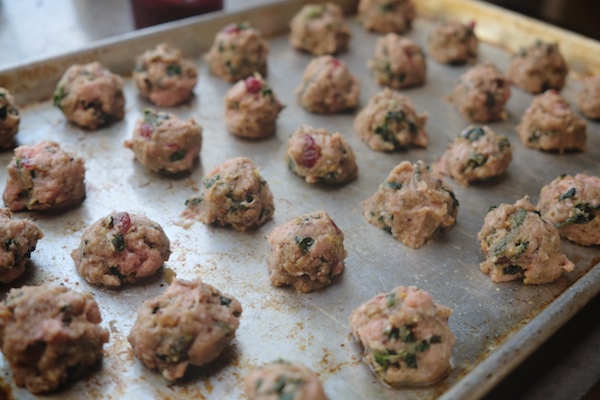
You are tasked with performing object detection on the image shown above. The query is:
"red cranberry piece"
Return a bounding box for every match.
[17,158,31,170]
[111,212,131,233]
[244,76,262,94]
[468,20,476,31]
[222,23,240,34]
[140,123,153,138]
[331,58,341,68]
[301,134,320,168]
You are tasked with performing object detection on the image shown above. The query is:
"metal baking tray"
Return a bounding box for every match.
[1,0,599,399]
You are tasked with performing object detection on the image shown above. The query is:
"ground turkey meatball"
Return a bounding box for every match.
[507,40,568,94]
[354,89,427,152]
[245,360,328,400]
[358,0,416,34]
[478,196,574,284]
[53,61,124,130]
[128,278,242,381]
[72,212,171,288]
[267,210,346,293]
[2,141,86,211]
[538,174,600,246]
[296,55,360,114]
[184,157,274,231]
[517,90,586,152]
[362,161,459,249]
[0,209,43,283]
[0,285,109,394]
[286,124,357,185]
[450,63,511,122]
[577,75,600,120]
[350,286,454,386]
[224,73,284,139]
[368,34,426,89]
[125,109,202,174]
[133,43,198,107]
[289,3,351,56]
[427,21,478,65]
[434,125,512,186]
[205,22,268,83]
[0,88,20,149]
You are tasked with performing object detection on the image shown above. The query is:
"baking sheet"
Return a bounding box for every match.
[1,1,600,399]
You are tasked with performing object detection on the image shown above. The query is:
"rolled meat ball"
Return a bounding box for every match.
[507,40,568,94]
[2,141,86,211]
[0,285,109,394]
[427,20,478,65]
[267,210,346,293]
[577,75,600,120]
[72,211,171,289]
[368,33,426,89]
[358,0,416,34]
[350,286,454,386]
[53,61,124,130]
[0,88,20,149]
[128,278,242,381]
[0,209,43,284]
[478,196,574,284]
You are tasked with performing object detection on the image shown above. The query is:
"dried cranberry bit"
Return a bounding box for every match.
[468,20,476,31]
[331,58,341,68]
[301,134,320,168]
[112,212,132,233]
[140,123,153,138]
[166,142,179,149]
[331,219,342,236]
[222,24,240,34]
[244,76,262,94]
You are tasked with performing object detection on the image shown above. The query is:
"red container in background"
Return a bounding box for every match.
[130,0,224,29]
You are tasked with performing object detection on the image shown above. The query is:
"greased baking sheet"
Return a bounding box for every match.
[1,1,600,399]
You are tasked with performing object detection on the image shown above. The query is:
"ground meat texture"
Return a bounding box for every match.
[355,89,427,152]
[0,209,43,283]
[296,55,360,114]
[362,161,458,249]
[224,73,284,139]
[0,285,109,394]
[53,62,124,130]
[507,40,568,94]
[577,75,600,120]
[205,22,268,83]
[184,157,274,231]
[358,0,416,34]
[0,88,20,149]
[128,278,242,381]
[124,109,202,174]
[478,196,574,284]
[434,125,512,186]
[289,3,351,56]
[538,174,600,246]
[350,286,454,386]
[427,21,478,65]
[368,34,426,90]
[71,212,171,288]
[2,141,86,211]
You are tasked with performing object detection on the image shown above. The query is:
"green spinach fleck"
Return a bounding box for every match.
[169,150,186,162]
[295,236,314,253]
[166,64,182,76]
[205,175,220,189]
[503,265,523,275]
[558,187,576,201]
[384,181,403,190]
[112,233,125,252]
[460,126,485,142]
[220,296,232,307]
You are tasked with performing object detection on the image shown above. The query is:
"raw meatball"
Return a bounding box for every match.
[125,109,202,174]
[224,73,284,139]
[128,278,242,381]
[0,208,43,283]
[184,157,274,231]
[362,161,459,249]
[205,22,268,83]
[450,62,511,122]
[368,33,426,89]
[434,125,512,186]
[350,286,454,386]
[354,88,427,152]
[245,360,328,400]
[427,21,478,65]
[72,212,171,288]
[0,285,109,394]
[133,43,198,107]
[358,0,416,34]
[286,124,357,185]
[577,75,600,120]
[517,90,586,152]
[2,141,86,211]
[507,40,568,94]
[289,3,351,56]
[53,61,124,130]
[538,174,600,246]
[478,196,574,284]
[296,55,360,114]
[0,88,20,149]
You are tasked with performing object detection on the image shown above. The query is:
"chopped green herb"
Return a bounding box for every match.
[416,340,431,353]
[261,87,273,96]
[185,197,203,207]
[218,41,225,52]
[498,138,510,152]
[205,175,220,189]
[558,187,576,201]
[112,233,125,252]
[142,109,169,126]
[4,239,19,251]
[255,378,263,390]
[512,208,527,229]
[152,306,160,314]
[0,107,6,120]
[384,181,403,190]
[169,150,186,162]
[53,85,67,110]
[295,236,314,253]
[485,93,496,108]
[461,126,485,142]
[220,296,232,307]
[555,203,599,227]
[386,292,396,308]
[384,326,400,339]
[488,205,497,212]
[304,5,324,19]
[166,64,182,76]
[386,110,406,122]
[430,335,442,343]
[514,241,529,256]
[503,265,523,275]
[225,60,237,76]
[466,152,487,169]
[398,324,416,343]
[380,2,396,12]
[158,334,193,363]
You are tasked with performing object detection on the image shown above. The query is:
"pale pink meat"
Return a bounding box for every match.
[507,40,568,94]
[358,0,416,34]
[0,208,43,283]
[427,21,478,65]
[289,3,350,56]
[368,33,426,89]
[0,87,20,149]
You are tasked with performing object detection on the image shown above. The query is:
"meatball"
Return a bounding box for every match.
[0,88,20,149]
[358,0,416,34]
[478,196,574,284]
[368,34,426,89]
[0,285,109,394]
[450,62,511,122]
[350,286,454,386]
[53,61,124,130]
[128,278,242,381]
[2,141,86,211]
[507,40,568,94]
[0,208,43,283]
[538,174,600,246]
[267,210,346,293]
[517,90,586,152]
[362,161,459,249]
[125,109,202,174]
[184,157,274,231]
[71,212,171,288]
[577,75,600,120]
[296,55,360,114]
[205,22,268,83]
[434,125,512,186]
[354,88,427,152]
[427,21,478,65]
[224,73,284,139]
[133,43,198,107]
[289,2,351,56]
